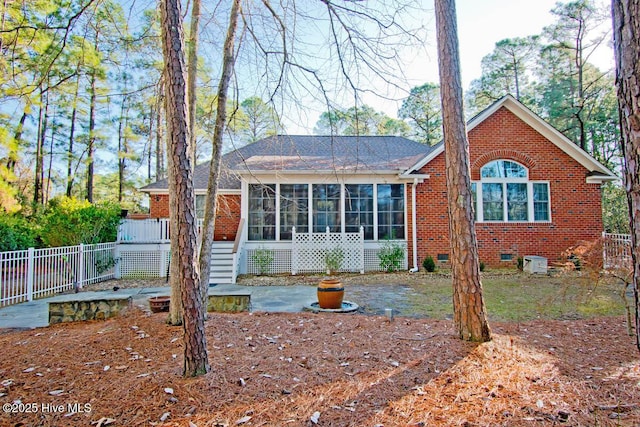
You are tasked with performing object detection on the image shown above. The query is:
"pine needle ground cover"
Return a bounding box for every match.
[0,272,637,426]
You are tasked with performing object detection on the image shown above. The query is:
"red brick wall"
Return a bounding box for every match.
[149,194,170,218]
[411,106,604,268]
[214,194,241,241]
[149,193,241,241]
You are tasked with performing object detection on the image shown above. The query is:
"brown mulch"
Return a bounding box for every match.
[0,307,638,427]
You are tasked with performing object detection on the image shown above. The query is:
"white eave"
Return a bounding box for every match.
[406,94,617,183]
[233,168,405,176]
[141,187,241,195]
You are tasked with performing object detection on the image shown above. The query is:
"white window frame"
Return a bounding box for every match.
[473,160,551,223]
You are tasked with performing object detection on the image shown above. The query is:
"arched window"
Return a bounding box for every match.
[472,160,550,222]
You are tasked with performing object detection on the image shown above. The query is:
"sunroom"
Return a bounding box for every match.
[238,177,411,275]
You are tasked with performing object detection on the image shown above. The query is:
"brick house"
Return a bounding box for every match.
[141,95,615,281]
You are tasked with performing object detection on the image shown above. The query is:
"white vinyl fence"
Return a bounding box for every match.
[118,218,170,242]
[0,243,116,306]
[603,232,632,271]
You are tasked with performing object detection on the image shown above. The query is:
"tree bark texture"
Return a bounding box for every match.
[34,88,47,208]
[187,0,200,166]
[434,0,491,342]
[612,0,640,351]
[160,0,209,377]
[87,67,97,203]
[199,0,241,302]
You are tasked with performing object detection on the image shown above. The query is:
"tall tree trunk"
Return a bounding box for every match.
[612,0,640,351]
[160,0,209,377]
[8,108,28,173]
[87,68,97,203]
[156,78,166,180]
[118,96,129,203]
[45,106,57,204]
[67,75,80,197]
[34,88,48,209]
[187,0,200,166]
[148,104,155,181]
[199,0,241,310]
[434,0,491,342]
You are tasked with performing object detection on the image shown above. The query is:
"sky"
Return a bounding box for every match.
[349,0,615,135]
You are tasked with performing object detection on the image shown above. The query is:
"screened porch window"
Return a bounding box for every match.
[471,160,550,223]
[280,184,309,240]
[378,184,404,239]
[196,195,206,218]
[248,184,276,240]
[313,184,341,233]
[345,184,374,239]
[247,182,405,240]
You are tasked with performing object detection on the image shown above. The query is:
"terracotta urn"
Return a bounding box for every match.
[149,296,170,313]
[317,278,345,309]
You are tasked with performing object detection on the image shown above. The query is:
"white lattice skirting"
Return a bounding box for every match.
[291,227,364,274]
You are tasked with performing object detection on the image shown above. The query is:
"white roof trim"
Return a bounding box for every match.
[144,188,241,195]
[406,94,616,182]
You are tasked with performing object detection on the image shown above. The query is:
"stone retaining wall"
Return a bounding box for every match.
[207,293,250,313]
[49,296,133,324]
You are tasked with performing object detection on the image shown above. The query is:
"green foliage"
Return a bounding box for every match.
[465,36,540,114]
[0,215,37,251]
[251,246,274,275]
[315,105,410,136]
[517,257,524,271]
[325,247,345,274]
[398,83,443,145]
[422,255,436,273]
[602,182,630,234]
[378,240,405,272]
[237,97,282,143]
[94,253,118,275]
[479,261,486,272]
[39,197,122,247]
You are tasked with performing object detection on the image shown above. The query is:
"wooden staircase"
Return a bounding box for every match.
[208,242,237,284]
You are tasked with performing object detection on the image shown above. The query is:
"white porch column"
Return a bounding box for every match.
[411,179,419,271]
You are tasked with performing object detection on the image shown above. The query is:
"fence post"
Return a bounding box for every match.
[291,227,297,275]
[602,231,607,269]
[26,247,34,301]
[325,226,331,275]
[114,244,121,279]
[160,244,167,278]
[359,226,365,274]
[77,244,85,289]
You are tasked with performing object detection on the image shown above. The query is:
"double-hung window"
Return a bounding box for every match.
[472,160,550,222]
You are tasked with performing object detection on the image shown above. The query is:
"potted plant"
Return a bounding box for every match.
[317,247,345,309]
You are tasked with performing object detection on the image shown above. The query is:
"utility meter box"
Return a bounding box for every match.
[523,255,548,274]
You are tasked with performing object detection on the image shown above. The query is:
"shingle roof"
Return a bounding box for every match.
[141,135,435,191]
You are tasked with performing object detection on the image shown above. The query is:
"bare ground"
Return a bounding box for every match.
[0,304,638,426]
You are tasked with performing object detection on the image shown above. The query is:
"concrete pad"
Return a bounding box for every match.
[0,284,320,330]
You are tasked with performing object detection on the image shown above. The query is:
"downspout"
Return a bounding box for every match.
[410,178,419,272]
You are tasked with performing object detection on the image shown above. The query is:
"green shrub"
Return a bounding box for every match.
[252,247,274,275]
[517,256,524,271]
[378,240,405,272]
[480,261,486,272]
[325,247,345,274]
[0,215,37,251]
[423,256,436,272]
[39,197,122,247]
